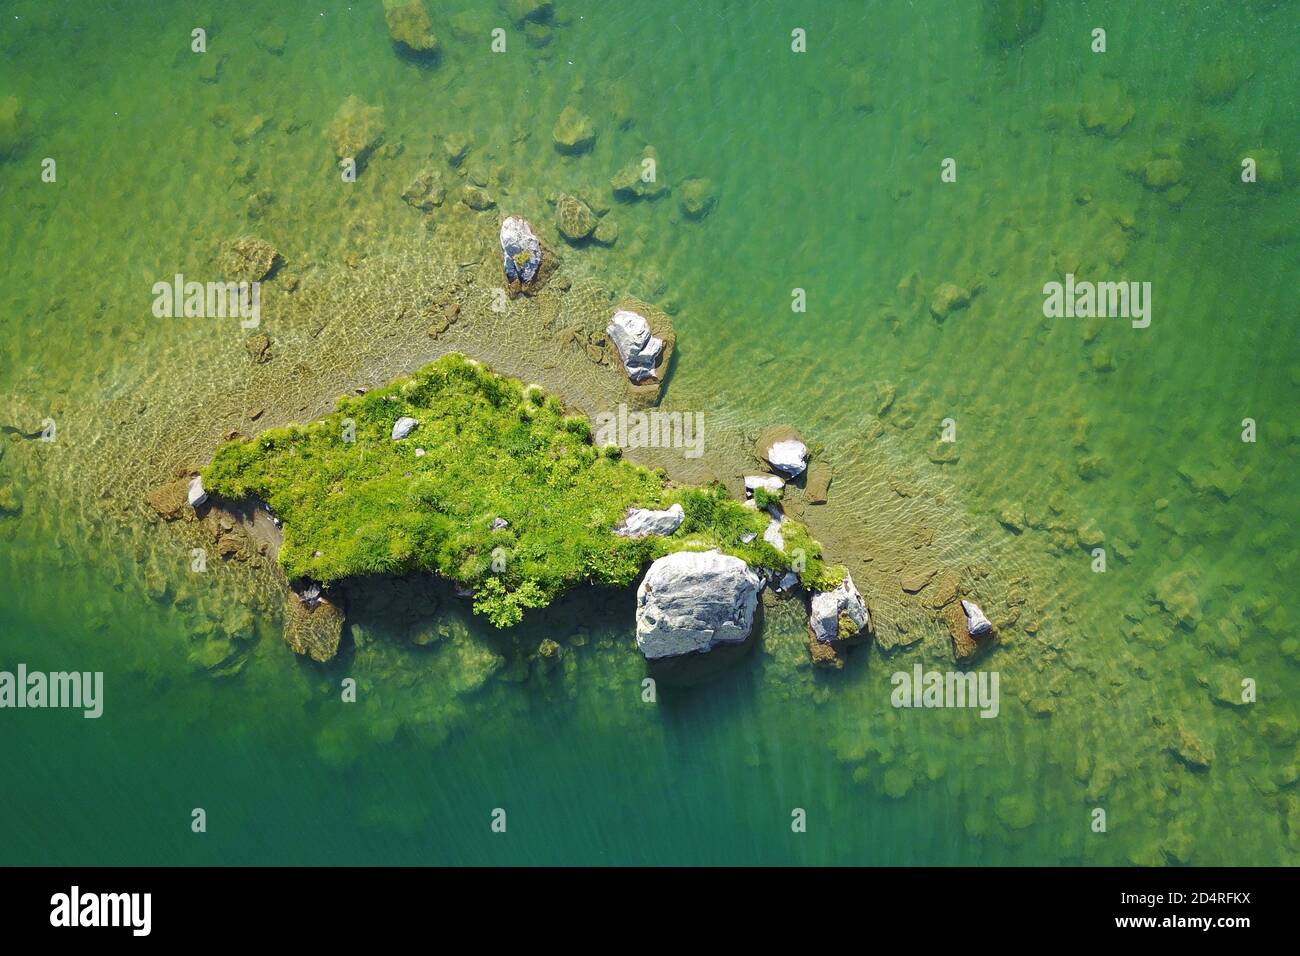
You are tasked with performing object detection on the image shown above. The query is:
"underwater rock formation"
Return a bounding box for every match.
[384,0,439,57]
[0,95,29,159]
[982,0,1046,53]
[635,550,762,660]
[326,95,385,167]
[283,582,345,663]
[611,148,668,201]
[220,236,280,283]
[606,308,664,384]
[555,193,597,242]
[552,106,596,154]
[402,168,445,210]
[679,177,717,220]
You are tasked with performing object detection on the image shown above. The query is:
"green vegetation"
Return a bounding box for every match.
[203,354,841,626]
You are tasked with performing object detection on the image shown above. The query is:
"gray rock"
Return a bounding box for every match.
[187,477,208,508]
[774,570,800,593]
[606,309,663,383]
[762,507,785,552]
[490,517,510,531]
[500,215,542,284]
[615,502,684,538]
[765,438,809,478]
[961,599,993,637]
[635,550,762,660]
[392,416,418,440]
[809,572,870,644]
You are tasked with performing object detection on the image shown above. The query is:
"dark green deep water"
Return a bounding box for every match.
[1,1,1298,865]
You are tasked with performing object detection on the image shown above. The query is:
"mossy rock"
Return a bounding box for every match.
[555,193,597,242]
[282,588,345,662]
[552,106,596,154]
[384,0,440,56]
[982,0,1045,53]
[201,355,834,633]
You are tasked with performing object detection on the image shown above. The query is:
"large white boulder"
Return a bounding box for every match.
[606,309,663,383]
[961,599,993,637]
[635,550,762,660]
[766,438,809,478]
[809,571,870,643]
[615,503,684,538]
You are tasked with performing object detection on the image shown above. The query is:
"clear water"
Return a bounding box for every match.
[1,0,1297,865]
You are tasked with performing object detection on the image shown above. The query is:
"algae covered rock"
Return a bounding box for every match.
[982,0,1045,53]
[611,148,668,201]
[929,282,970,321]
[1194,49,1252,104]
[635,550,762,660]
[1079,79,1135,138]
[220,236,280,283]
[402,167,445,210]
[555,193,597,242]
[553,106,596,154]
[383,0,439,56]
[679,177,717,220]
[0,95,30,160]
[501,0,554,27]
[283,583,345,663]
[326,95,385,164]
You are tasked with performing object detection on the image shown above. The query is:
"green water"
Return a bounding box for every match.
[1,0,1298,866]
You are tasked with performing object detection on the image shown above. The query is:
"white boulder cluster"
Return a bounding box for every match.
[606,309,663,383]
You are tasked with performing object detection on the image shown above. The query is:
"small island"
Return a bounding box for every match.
[198,354,870,665]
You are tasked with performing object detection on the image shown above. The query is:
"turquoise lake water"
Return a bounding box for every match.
[1,0,1298,865]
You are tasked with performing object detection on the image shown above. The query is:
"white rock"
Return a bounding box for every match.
[766,438,809,478]
[744,474,785,495]
[500,215,542,283]
[635,550,762,659]
[414,447,426,457]
[615,502,684,538]
[809,571,870,644]
[961,599,993,637]
[392,416,418,440]
[606,309,663,384]
[491,517,510,531]
[187,476,208,508]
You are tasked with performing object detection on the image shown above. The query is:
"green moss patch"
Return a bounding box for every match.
[203,354,839,626]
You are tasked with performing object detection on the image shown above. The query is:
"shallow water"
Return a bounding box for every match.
[1,0,1298,865]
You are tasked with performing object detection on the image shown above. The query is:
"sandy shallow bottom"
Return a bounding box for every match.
[0,0,1297,864]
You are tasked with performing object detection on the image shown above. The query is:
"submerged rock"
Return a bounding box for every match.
[401,167,445,210]
[982,0,1045,53]
[606,309,664,384]
[929,282,971,321]
[220,236,280,283]
[384,0,440,56]
[635,550,762,660]
[500,215,542,284]
[611,148,668,201]
[391,416,418,440]
[552,106,596,154]
[1079,80,1135,138]
[614,502,684,538]
[0,94,25,158]
[145,479,193,521]
[326,95,385,165]
[679,177,717,220]
[283,582,345,663]
[555,193,597,242]
[501,0,554,27]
